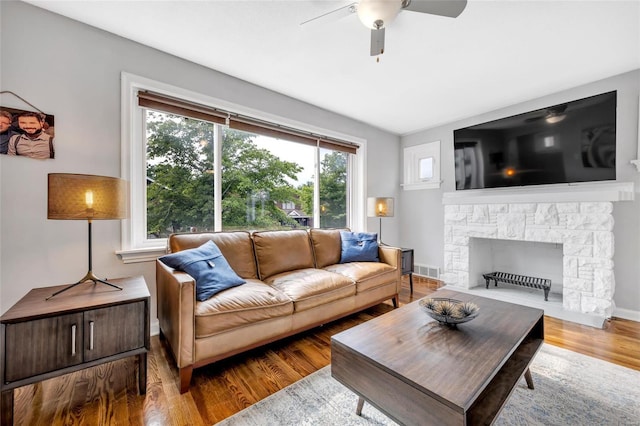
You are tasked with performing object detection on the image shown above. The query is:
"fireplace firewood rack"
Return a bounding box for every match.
[482,271,551,301]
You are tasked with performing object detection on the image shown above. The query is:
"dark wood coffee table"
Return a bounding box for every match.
[331,289,544,425]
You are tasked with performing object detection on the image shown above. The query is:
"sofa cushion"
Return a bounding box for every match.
[265,268,355,312]
[168,231,259,279]
[159,240,246,301]
[325,262,397,293]
[340,231,379,263]
[253,229,315,280]
[194,279,293,338]
[310,228,347,268]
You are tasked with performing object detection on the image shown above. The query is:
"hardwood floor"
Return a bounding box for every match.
[10,277,640,425]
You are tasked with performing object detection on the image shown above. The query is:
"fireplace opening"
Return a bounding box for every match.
[469,238,563,301]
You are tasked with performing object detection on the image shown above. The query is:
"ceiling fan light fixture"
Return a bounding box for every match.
[357,0,402,29]
[545,114,566,124]
[545,104,568,124]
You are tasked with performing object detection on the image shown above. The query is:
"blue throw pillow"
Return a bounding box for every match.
[340,231,379,263]
[159,240,246,301]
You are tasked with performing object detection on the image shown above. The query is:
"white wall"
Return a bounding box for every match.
[0,1,401,318]
[400,70,640,318]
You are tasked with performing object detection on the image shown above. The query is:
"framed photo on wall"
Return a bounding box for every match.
[0,106,55,159]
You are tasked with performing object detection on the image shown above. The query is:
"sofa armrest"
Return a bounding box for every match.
[378,245,403,293]
[378,245,401,268]
[156,260,196,368]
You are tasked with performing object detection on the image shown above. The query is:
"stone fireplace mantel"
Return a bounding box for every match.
[443,181,634,205]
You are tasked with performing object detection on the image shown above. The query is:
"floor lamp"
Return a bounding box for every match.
[46,173,128,300]
[367,197,394,245]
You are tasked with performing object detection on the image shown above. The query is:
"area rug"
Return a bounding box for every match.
[216,344,640,425]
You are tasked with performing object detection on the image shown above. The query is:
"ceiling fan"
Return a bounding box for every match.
[301,0,467,59]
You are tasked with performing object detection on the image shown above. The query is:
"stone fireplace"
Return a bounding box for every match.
[441,200,616,326]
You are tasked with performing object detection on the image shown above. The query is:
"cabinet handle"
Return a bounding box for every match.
[71,324,76,356]
[89,321,95,350]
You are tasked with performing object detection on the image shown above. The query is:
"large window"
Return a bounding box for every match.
[146,110,215,237]
[119,73,364,261]
[145,114,349,238]
[318,148,349,228]
[221,130,318,232]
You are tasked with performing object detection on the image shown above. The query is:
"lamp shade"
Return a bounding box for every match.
[48,173,128,220]
[367,197,394,218]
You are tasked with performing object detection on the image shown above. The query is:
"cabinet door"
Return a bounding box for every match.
[84,301,145,362]
[401,250,414,275]
[4,312,83,383]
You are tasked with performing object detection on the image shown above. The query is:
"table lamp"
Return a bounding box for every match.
[46,173,128,300]
[367,197,394,244]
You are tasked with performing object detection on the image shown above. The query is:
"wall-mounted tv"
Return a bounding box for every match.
[453,91,616,190]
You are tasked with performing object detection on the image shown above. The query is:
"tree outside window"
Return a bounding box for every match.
[145,110,348,238]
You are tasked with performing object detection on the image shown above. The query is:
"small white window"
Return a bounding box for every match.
[403,141,441,190]
[419,157,434,180]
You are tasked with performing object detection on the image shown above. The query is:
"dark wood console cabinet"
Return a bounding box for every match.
[0,276,150,425]
[401,248,414,293]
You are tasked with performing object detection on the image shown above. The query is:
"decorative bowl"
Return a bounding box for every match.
[418,297,479,327]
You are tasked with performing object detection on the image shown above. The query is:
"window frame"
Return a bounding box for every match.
[118,72,366,263]
[402,140,442,190]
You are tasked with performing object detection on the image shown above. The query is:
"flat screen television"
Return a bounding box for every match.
[453,91,616,190]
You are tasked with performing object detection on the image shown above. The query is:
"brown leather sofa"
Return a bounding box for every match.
[156,228,401,393]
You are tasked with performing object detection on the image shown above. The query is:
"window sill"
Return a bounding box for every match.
[402,181,442,191]
[116,246,167,264]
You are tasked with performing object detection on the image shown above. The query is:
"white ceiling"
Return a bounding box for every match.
[24,0,640,135]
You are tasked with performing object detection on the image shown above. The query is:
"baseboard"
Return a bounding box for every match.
[151,318,160,336]
[612,306,640,322]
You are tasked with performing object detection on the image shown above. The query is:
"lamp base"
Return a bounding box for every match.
[378,217,388,246]
[45,271,123,301]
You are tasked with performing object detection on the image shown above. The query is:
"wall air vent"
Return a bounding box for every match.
[414,264,440,279]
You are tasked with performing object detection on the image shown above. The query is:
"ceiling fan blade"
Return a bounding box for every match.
[402,0,467,18]
[300,2,357,27]
[525,116,545,123]
[370,27,385,56]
